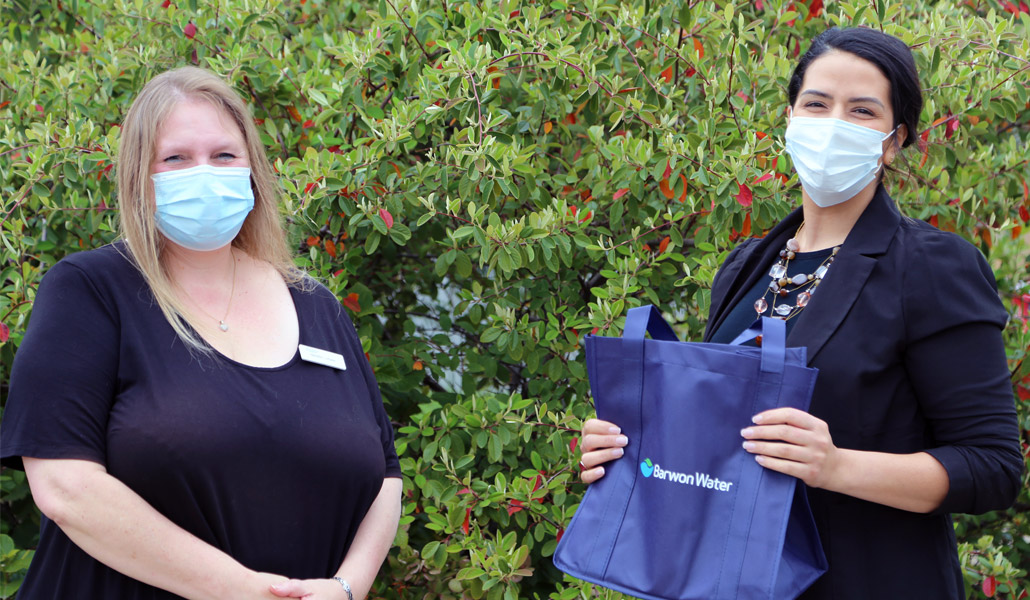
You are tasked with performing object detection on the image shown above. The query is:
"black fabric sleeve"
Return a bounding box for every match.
[338,306,401,479]
[0,260,120,470]
[901,230,1022,514]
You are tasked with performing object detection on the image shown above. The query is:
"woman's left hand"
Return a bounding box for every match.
[269,578,351,599]
[740,407,841,489]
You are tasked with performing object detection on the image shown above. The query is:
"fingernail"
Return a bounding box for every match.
[612,448,624,458]
[751,414,763,424]
[740,428,753,437]
[616,435,628,446]
[742,441,755,451]
[608,426,622,434]
[597,466,605,476]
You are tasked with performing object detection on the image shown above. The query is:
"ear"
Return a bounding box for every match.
[883,124,907,166]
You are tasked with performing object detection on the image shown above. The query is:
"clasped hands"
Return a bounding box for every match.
[579,408,841,489]
[249,574,352,600]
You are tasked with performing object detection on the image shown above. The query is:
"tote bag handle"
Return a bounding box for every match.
[623,306,786,375]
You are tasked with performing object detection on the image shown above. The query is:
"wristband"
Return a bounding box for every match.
[331,577,354,600]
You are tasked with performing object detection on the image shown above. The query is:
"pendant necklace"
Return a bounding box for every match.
[218,247,237,332]
[753,223,840,321]
[184,248,238,333]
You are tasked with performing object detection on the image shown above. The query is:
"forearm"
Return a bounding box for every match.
[25,458,275,600]
[824,450,949,513]
[334,477,403,599]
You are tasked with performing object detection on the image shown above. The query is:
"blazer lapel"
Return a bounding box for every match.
[787,187,901,363]
[705,206,804,342]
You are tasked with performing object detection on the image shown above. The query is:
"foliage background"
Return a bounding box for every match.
[1,0,1028,598]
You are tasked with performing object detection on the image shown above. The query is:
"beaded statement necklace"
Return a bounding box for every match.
[753,224,841,321]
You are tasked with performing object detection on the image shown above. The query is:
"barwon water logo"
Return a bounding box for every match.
[639,457,734,492]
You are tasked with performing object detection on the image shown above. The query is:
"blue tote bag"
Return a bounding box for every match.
[554,305,827,600]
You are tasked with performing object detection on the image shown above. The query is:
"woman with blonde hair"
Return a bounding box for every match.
[1,66,402,600]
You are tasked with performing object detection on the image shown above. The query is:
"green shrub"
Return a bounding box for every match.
[1,0,1027,598]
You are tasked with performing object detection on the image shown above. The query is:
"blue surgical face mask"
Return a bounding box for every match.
[151,165,254,251]
[784,115,896,208]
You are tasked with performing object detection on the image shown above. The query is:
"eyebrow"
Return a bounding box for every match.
[799,89,886,108]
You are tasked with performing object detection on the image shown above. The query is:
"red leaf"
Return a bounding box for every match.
[161,0,171,7]
[741,212,752,237]
[34,104,44,113]
[692,37,704,59]
[457,487,472,495]
[613,188,630,200]
[660,177,675,200]
[302,119,314,129]
[579,210,592,223]
[306,235,320,247]
[1019,204,1029,224]
[663,160,672,180]
[945,117,959,140]
[0,101,9,110]
[532,474,543,492]
[658,236,671,254]
[1022,178,1028,204]
[754,172,774,184]
[805,0,824,20]
[569,436,579,453]
[556,527,565,544]
[183,22,197,39]
[982,575,997,597]
[929,215,939,228]
[325,239,337,258]
[735,183,753,207]
[342,293,361,313]
[0,322,9,343]
[303,182,316,195]
[509,9,520,16]
[507,500,524,515]
[378,208,394,229]
[660,66,673,83]
[462,508,471,535]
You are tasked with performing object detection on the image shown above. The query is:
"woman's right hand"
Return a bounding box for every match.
[579,418,628,484]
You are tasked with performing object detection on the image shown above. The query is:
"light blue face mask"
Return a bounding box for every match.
[784,115,896,208]
[151,165,255,251]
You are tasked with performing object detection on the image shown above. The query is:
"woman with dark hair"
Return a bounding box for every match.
[578,27,1021,598]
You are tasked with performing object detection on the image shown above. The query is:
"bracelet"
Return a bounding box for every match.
[331,577,354,600]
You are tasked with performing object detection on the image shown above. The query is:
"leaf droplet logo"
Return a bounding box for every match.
[640,458,654,478]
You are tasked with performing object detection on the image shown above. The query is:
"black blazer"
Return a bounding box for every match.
[704,187,1022,599]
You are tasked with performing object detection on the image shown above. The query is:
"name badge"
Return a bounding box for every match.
[298,344,347,370]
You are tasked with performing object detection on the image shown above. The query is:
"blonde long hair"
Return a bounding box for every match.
[117,66,304,351]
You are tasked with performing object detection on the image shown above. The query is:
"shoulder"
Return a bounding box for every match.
[38,243,142,302]
[893,217,998,287]
[891,218,1007,338]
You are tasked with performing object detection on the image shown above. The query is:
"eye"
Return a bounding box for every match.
[803,101,826,109]
[216,152,238,160]
[854,107,875,116]
[163,154,183,162]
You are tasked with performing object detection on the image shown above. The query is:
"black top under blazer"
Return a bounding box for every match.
[704,186,1023,599]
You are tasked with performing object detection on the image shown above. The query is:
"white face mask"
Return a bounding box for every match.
[784,116,896,208]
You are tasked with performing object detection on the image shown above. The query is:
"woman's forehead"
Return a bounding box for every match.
[799,50,891,104]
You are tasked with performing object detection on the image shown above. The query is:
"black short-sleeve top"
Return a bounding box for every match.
[1,243,401,599]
